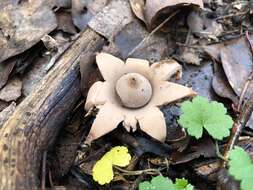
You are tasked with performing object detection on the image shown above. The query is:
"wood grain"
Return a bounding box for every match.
[0,28,104,190]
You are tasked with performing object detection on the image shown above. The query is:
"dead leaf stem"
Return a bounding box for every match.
[114,166,162,176]
[127,10,180,57]
[41,151,47,190]
[237,31,253,111]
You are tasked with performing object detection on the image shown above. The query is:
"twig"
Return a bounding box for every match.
[221,32,253,166]
[237,73,253,111]
[246,31,253,53]
[127,10,180,57]
[129,174,145,190]
[216,10,249,20]
[221,96,253,167]
[215,141,227,161]
[41,151,47,190]
[48,169,54,188]
[175,42,203,49]
[237,32,253,111]
[114,166,162,176]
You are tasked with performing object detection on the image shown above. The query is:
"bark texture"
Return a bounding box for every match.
[0,29,104,190]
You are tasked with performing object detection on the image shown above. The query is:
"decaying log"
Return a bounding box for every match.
[0,28,105,190]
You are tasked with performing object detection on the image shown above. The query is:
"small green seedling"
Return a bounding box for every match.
[228,146,253,190]
[175,178,194,190]
[139,176,194,190]
[178,96,233,140]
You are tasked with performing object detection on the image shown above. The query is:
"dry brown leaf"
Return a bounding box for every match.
[221,47,250,96]
[114,20,168,62]
[0,101,9,113]
[145,0,203,30]
[205,35,253,99]
[56,10,77,34]
[212,64,238,104]
[0,78,22,102]
[177,62,214,99]
[171,138,216,165]
[129,0,146,24]
[130,0,203,30]
[84,53,196,143]
[88,0,133,39]
[187,11,223,40]
[180,48,202,65]
[0,1,57,63]
[71,0,108,30]
[71,0,91,30]
[0,61,15,90]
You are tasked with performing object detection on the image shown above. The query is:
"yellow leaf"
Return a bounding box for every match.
[92,158,113,185]
[92,146,132,185]
[104,146,131,167]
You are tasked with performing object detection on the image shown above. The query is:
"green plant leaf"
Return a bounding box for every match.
[228,146,253,190]
[139,176,175,190]
[139,176,195,190]
[178,96,233,140]
[175,178,194,190]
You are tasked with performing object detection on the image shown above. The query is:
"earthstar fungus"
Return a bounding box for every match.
[85,53,196,143]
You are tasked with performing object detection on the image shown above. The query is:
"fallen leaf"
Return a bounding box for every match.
[204,35,253,98]
[129,0,146,24]
[0,77,22,102]
[93,158,114,185]
[212,64,238,104]
[71,0,92,30]
[171,138,216,164]
[114,20,169,62]
[162,106,188,142]
[194,161,220,180]
[12,42,44,75]
[0,1,57,63]
[56,10,77,34]
[0,101,9,112]
[246,112,253,130]
[221,47,250,96]
[88,0,133,40]
[177,62,215,100]
[187,11,223,40]
[187,11,204,34]
[111,128,171,157]
[92,146,131,185]
[180,48,202,65]
[141,0,203,30]
[41,35,59,53]
[72,0,108,30]
[103,146,132,167]
[0,60,15,90]
[217,168,241,190]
